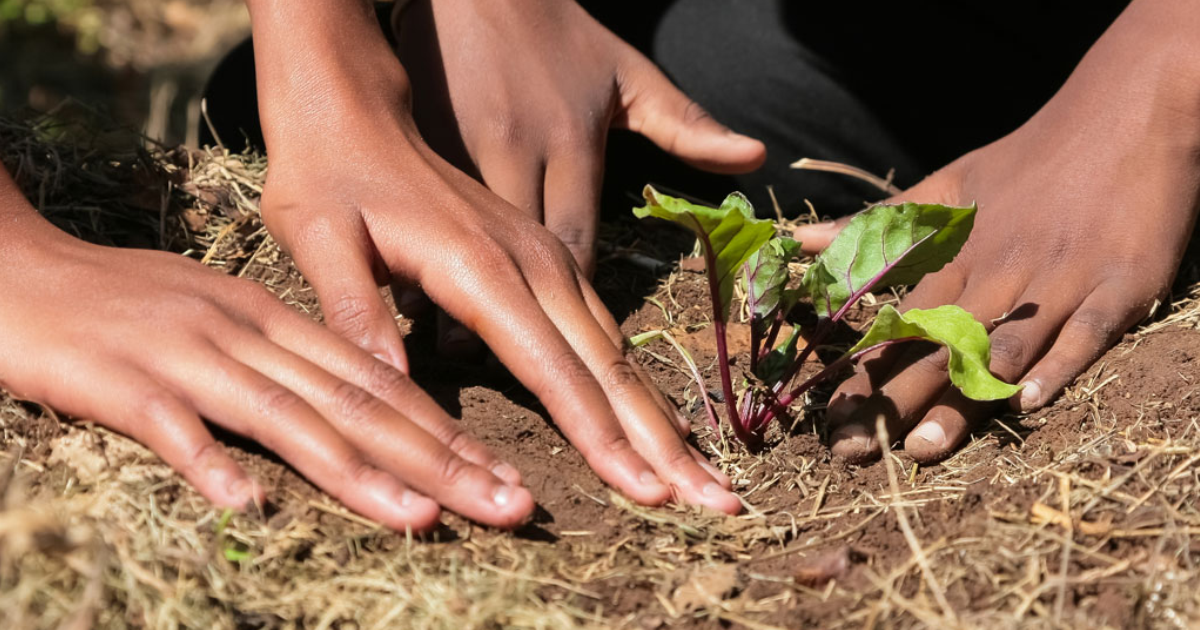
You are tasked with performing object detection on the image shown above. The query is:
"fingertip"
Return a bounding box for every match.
[490,461,523,487]
[364,476,442,532]
[904,421,953,464]
[679,133,767,175]
[701,482,743,515]
[793,222,843,255]
[226,477,266,511]
[829,423,879,464]
[626,470,673,506]
[1014,379,1042,413]
[715,134,768,174]
[693,454,732,489]
[490,485,537,529]
[392,490,443,532]
[373,343,410,375]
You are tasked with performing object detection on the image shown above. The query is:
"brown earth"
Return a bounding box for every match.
[3,124,1200,629]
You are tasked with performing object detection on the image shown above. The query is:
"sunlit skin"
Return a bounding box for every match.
[1,0,1197,531]
[0,0,760,532]
[794,0,1200,463]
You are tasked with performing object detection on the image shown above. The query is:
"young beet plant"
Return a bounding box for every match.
[632,186,1021,447]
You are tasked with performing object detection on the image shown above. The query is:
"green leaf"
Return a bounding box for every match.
[634,186,776,321]
[743,237,802,332]
[848,305,1022,400]
[802,203,976,318]
[756,326,802,383]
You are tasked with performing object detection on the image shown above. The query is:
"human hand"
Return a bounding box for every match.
[0,212,535,531]
[249,1,741,513]
[394,0,766,276]
[794,5,1200,463]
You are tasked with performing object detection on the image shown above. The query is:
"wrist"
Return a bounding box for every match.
[245,0,416,154]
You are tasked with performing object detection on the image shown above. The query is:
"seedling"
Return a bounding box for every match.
[633,186,1020,447]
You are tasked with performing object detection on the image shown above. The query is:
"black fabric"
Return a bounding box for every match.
[202,1,1130,218]
[587,0,1129,216]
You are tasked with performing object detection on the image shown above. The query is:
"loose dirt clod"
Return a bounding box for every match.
[5,114,1200,629]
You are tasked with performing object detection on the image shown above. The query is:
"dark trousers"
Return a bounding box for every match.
[203,1,1128,217]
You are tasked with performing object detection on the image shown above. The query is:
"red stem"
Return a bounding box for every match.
[689,217,752,444]
[751,337,923,431]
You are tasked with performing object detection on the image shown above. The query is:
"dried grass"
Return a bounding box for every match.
[3,113,1200,629]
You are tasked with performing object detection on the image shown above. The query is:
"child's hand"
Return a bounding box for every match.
[395,0,765,276]
[247,0,740,514]
[0,209,535,531]
[794,1,1200,462]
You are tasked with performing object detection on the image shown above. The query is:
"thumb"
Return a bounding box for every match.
[794,161,965,255]
[793,215,854,256]
[615,55,766,175]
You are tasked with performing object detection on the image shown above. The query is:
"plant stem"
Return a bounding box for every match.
[751,337,922,431]
[755,234,938,427]
[693,226,751,444]
[757,310,785,366]
[749,317,762,375]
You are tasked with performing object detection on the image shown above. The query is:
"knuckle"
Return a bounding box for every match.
[680,100,713,127]
[1068,307,1122,343]
[551,351,595,387]
[552,225,592,251]
[345,458,383,487]
[359,359,412,400]
[486,114,525,148]
[254,383,305,418]
[455,239,512,273]
[435,450,471,487]
[138,390,181,424]
[664,444,697,471]
[438,425,475,457]
[330,381,383,428]
[988,332,1031,369]
[909,346,951,377]
[601,359,642,394]
[326,294,380,341]
[598,432,636,459]
[547,122,595,152]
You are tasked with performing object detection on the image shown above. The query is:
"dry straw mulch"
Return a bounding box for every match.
[3,114,1200,629]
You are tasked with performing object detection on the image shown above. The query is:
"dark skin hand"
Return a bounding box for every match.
[0,175,534,531]
[393,0,766,350]
[794,0,1200,464]
[246,0,741,515]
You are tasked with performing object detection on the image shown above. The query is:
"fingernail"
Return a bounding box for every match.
[639,470,666,490]
[493,485,515,507]
[831,423,874,451]
[703,482,726,497]
[492,462,521,485]
[399,489,419,507]
[910,422,947,448]
[1019,380,1041,412]
[228,478,254,503]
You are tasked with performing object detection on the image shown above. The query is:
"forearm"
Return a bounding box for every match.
[1034,0,1200,151]
[243,0,416,158]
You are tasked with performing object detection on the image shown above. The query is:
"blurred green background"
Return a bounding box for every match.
[0,0,251,145]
